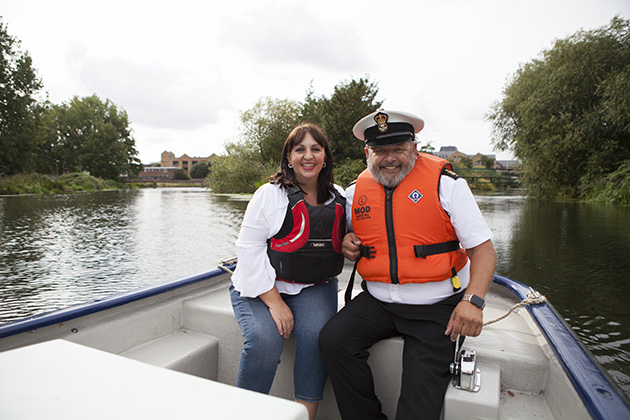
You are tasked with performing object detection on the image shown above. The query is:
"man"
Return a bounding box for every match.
[319,110,497,420]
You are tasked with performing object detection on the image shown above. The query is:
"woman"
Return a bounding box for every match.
[230,122,346,420]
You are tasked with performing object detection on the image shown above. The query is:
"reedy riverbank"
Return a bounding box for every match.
[0,173,127,195]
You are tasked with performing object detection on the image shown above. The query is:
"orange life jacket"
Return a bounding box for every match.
[352,153,468,285]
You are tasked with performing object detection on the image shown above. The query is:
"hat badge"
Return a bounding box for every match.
[374,112,389,133]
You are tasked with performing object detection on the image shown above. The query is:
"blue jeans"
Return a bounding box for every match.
[230,279,338,402]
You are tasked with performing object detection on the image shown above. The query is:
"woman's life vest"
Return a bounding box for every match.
[352,153,468,286]
[267,186,346,284]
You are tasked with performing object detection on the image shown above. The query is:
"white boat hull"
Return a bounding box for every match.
[0,262,628,419]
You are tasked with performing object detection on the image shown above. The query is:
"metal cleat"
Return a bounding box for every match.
[450,336,482,392]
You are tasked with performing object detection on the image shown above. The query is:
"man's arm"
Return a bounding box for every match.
[444,239,497,341]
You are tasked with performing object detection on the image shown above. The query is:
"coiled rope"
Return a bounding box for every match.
[217,257,237,275]
[483,289,547,326]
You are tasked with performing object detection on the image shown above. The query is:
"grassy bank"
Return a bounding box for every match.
[0,173,126,195]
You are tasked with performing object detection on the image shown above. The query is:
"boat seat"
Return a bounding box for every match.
[179,283,516,420]
[120,330,219,380]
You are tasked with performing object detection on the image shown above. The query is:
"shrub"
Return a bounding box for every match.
[333,158,366,189]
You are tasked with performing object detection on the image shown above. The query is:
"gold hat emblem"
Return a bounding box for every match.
[374,112,388,133]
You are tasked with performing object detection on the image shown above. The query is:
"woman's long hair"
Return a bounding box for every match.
[269,122,335,204]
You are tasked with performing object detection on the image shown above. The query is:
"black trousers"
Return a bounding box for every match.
[319,290,460,420]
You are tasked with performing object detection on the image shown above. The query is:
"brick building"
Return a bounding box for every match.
[160,151,216,176]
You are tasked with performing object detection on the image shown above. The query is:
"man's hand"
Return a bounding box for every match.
[444,239,496,341]
[444,301,483,342]
[342,232,362,261]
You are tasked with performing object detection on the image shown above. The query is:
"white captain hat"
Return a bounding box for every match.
[352,110,424,147]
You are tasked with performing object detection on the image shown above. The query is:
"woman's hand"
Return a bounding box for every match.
[259,287,294,339]
[268,301,294,339]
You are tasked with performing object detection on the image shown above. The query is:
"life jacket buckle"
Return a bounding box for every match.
[360,245,376,259]
[414,244,428,258]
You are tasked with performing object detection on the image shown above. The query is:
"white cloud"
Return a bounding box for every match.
[2,0,629,162]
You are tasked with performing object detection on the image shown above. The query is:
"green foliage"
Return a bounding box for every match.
[2,17,142,181]
[584,160,630,204]
[488,16,630,199]
[189,161,210,179]
[0,19,46,176]
[240,97,302,165]
[333,158,366,189]
[206,143,276,194]
[454,156,473,169]
[479,155,495,169]
[452,167,524,190]
[208,76,383,193]
[51,95,142,180]
[418,142,435,154]
[303,77,382,161]
[0,173,121,195]
[0,174,62,195]
[173,169,191,180]
[468,178,496,191]
[58,172,122,191]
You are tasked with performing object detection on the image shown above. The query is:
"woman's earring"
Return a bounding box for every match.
[323,162,327,168]
[288,164,293,168]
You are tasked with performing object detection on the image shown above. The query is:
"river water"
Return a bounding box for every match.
[0,187,628,396]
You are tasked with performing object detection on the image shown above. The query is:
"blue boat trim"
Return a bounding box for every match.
[492,274,630,420]
[0,264,235,340]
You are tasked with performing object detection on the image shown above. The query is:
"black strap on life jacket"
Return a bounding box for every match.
[344,241,462,303]
[413,240,461,258]
[344,245,375,304]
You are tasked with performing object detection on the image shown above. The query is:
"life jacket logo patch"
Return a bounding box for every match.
[354,194,371,221]
[408,189,423,203]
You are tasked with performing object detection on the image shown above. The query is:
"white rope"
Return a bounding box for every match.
[483,289,547,326]
[217,257,237,275]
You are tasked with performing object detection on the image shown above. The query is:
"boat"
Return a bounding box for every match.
[0,258,629,420]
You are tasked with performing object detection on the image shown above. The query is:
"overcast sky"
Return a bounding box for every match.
[2,0,629,163]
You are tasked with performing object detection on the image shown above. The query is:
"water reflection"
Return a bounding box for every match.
[477,194,630,395]
[0,188,247,324]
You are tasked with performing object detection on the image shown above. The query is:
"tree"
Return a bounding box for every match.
[207,76,385,193]
[487,16,630,198]
[240,97,302,165]
[173,168,190,180]
[303,77,383,161]
[479,155,495,169]
[52,95,142,179]
[190,161,210,179]
[207,142,276,193]
[0,19,45,175]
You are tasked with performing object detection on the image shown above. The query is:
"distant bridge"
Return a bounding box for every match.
[454,168,523,188]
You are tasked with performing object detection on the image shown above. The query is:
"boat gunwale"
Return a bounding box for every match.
[0,264,235,340]
[493,274,630,420]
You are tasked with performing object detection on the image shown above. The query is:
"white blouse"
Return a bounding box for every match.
[231,182,345,298]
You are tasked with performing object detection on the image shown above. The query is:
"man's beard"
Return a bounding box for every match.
[367,151,417,188]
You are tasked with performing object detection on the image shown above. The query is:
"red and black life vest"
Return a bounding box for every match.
[267,186,346,284]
